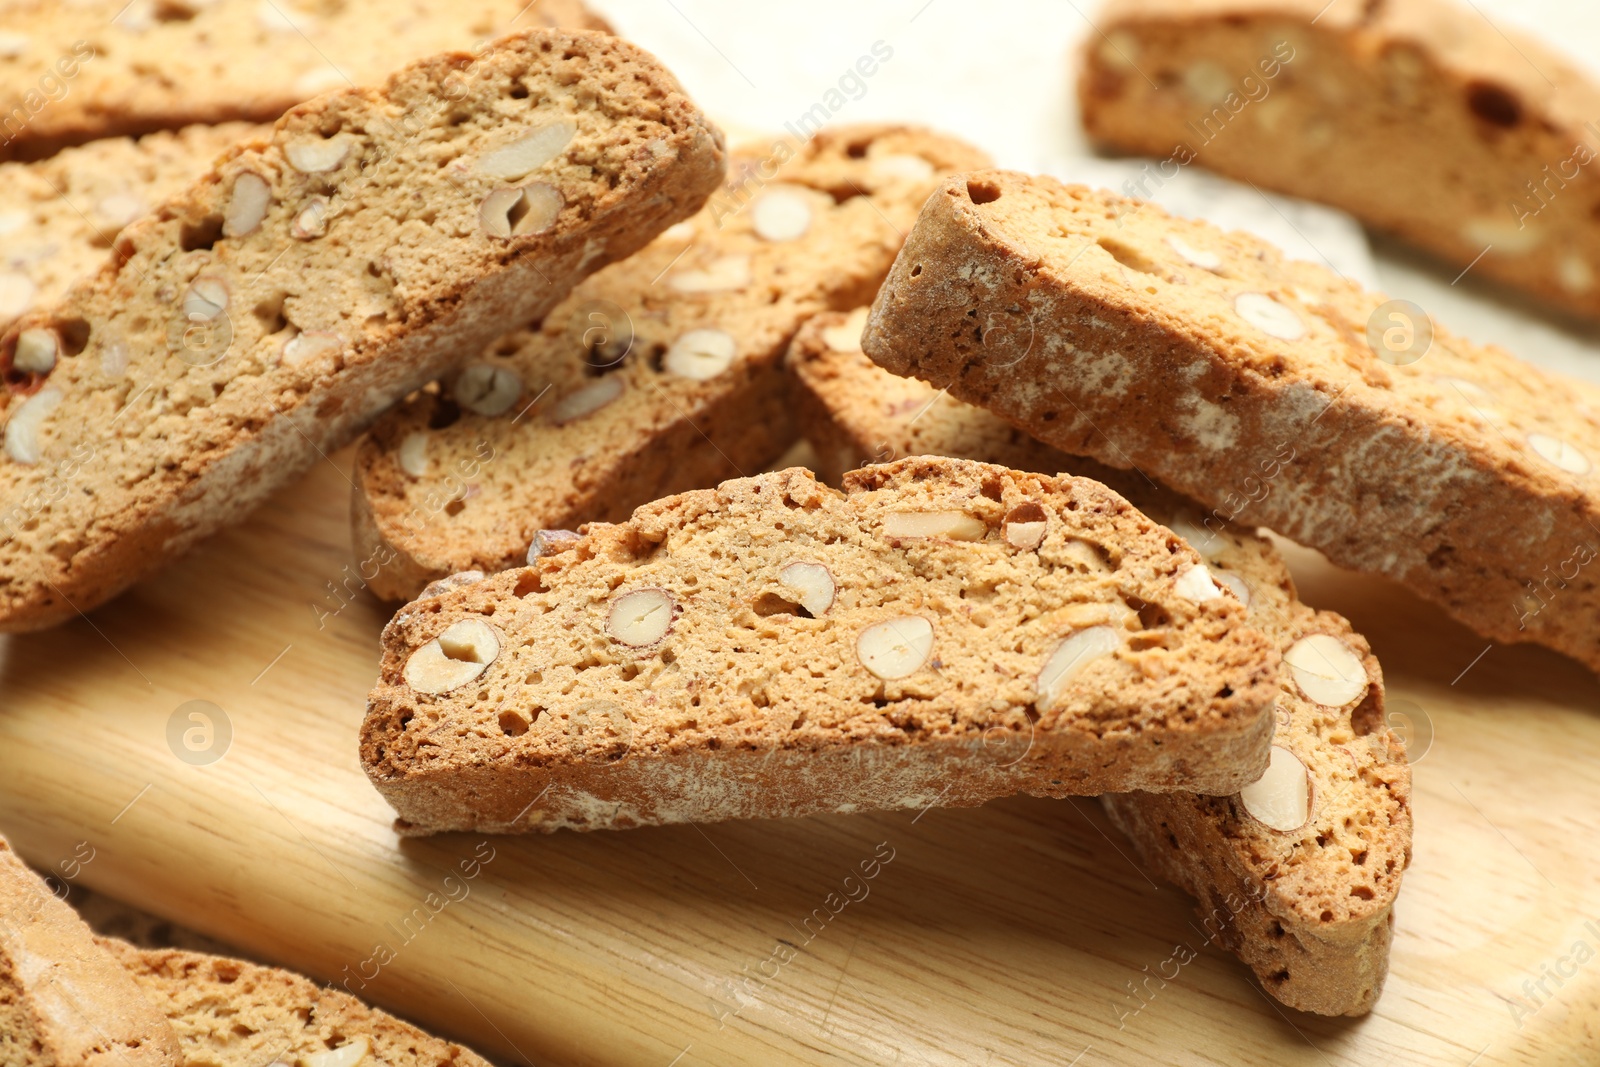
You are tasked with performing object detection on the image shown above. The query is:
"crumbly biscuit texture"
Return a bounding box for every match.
[1079,0,1600,319]
[863,171,1600,673]
[0,123,266,334]
[361,456,1282,835]
[789,312,1412,1015]
[0,0,610,160]
[352,124,991,602]
[104,940,493,1067]
[0,29,726,630]
[0,835,180,1067]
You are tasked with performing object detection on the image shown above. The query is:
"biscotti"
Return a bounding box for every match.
[0,0,609,161]
[103,940,493,1067]
[351,124,990,602]
[0,833,180,1067]
[863,171,1600,674]
[0,29,725,631]
[1079,0,1600,319]
[361,456,1281,834]
[788,311,1412,1016]
[0,123,266,334]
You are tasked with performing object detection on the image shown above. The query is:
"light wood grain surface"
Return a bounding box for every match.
[1,446,1598,1066]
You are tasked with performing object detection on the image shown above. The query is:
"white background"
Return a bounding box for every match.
[588,0,1600,382]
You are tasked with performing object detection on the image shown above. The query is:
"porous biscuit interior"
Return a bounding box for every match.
[0,123,267,333]
[353,125,991,597]
[789,312,1410,940]
[104,940,488,1067]
[0,29,724,625]
[0,1,611,158]
[365,458,1276,798]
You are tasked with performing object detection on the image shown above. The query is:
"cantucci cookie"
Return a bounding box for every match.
[0,834,180,1066]
[1078,0,1600,319]
[0,29,725,631]
[864,172,1600,674]
[0,0,609,161]
[103,940,493,1067]
[351,125,989,602]
[0,123,266,334]
[360,457,1281,835]
[788,311,1412,1016]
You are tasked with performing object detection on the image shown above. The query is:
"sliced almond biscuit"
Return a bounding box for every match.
[0,0,610,161]
[104,939,493,1067]
[788,311,1412,1016]
[0,124,268,337]
[0,833,181,1066]
[1079,0,1600,320]
[0,29,726,630]
[361,457,1281,836]
[351,125,990,602]
[864,170,1600,675]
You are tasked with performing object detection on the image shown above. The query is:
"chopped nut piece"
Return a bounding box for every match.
[856,616,934,679]
[284,135,350,174]
[397,432,428,477]
[183,276,229,320]
[820,307,870,352]
[778,561,835,615]
[404,619,500,695]
[281,330,342,367]
[1173,564,1222,602]
[551,377,623,424]
[1284,634,1367,707]
[1166,234,1220,270]
[478,121,578,181]
[421,571,486,598]
[296,1037,371,1067]
[669,254,751,293]
[1238,745,1313,832]
[607,589,676,647]
[224,173,271,237]
[1234,292,1304,341]
[12,328,58,374]
[663,328,736,381]
[869,153,934,182]
[1527,432,1590,475]
[528,529,581,563]
[3,386,62,464]
[1002,502,1048,549]
[453,364,522,416]
[291,196,329,240]
[1035,625,1120,712]
[751,186,814,242]
[479,182,563,239]
[882,510,986,541]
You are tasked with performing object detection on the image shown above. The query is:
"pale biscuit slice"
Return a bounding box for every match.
[0,29,725,630]
[0,123,267,334]
[0,0,609,161]
[361,456,1281,835]
[351,125,991,602]
[1078,0,1600,319]
[864,171,1600,674]
[788,310,1412,1016]
[0,834,180,1067]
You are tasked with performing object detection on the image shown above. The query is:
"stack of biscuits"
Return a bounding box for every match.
[3,0,1597,1052]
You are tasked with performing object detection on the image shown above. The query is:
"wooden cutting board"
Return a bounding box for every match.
[1,446,1596,1066]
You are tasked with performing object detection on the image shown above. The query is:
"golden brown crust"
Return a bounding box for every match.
[0,836,180,1067]
[0,29,725,631]
[0,0,612,161]
[789,311,1412,1015]
[863,170,1600,674]
[1079,0,1600,318]
[361,456,1281,835]
[350,125,991,602]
